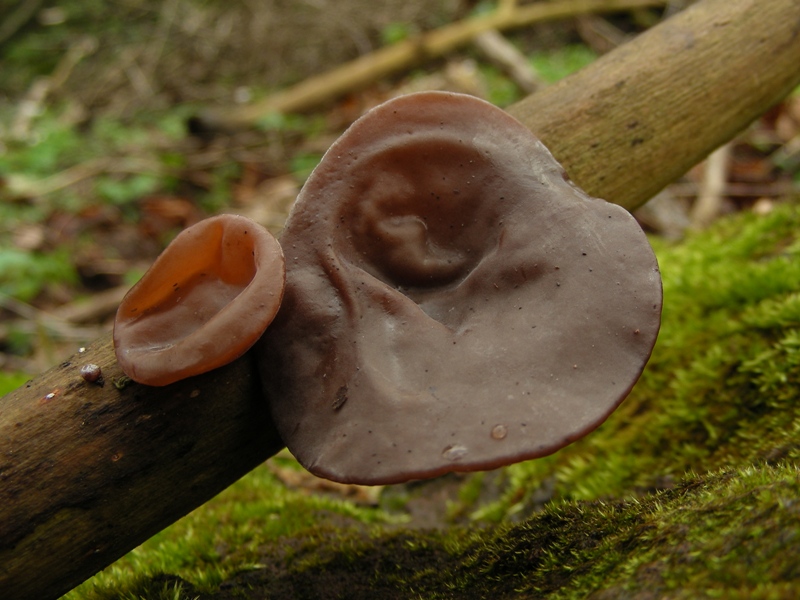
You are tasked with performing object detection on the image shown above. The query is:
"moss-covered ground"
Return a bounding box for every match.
[65,202,800,599]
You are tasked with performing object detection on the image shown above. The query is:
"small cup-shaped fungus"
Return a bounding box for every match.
[114,214,285,386]
[257,91,662,485]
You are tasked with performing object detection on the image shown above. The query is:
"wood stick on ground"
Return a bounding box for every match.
[0,293,106,345]
[193,0,668,131]
[690,143,732,229]
[0,0,45,46]
[473,29,544,94]
[50,284,130,325]
[2,1,800,598]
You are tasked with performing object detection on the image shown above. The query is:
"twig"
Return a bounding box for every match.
[498,0,520,17]
[473,30,543,94]
[770,133,800,173]
[5,156,167,199]
[144,0,180,78]
[51,285,130,324]
[0,319,105,345]
[195,0,668,131]
[10,36,97,140]
[0,294,106,344]
[0,0,44,46]
[576,14,630,53]
[690,143,732,229]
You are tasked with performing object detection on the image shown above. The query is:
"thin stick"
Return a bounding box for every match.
[194,0,667,131]
[474,29,543,94]
[690,143,732,229]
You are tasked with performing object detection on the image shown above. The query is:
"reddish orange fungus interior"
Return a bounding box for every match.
[114,214,285,386]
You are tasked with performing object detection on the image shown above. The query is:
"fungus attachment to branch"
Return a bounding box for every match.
[114,214,285,386]
[258,91,663,485]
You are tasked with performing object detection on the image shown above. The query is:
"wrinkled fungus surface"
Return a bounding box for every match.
[115,214,285,386]
[258,91,662,484]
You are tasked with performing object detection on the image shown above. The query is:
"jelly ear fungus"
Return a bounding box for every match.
[257,91,663,485]
[114,214,285,387]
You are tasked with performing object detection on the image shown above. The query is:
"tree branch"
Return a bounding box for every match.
[507,0,800,209]
[0,337,284,600]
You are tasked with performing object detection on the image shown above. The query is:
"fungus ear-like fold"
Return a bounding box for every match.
[257,91,662,485]
[114,214,285,386]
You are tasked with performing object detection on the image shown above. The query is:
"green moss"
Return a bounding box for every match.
[65,461,396,599]
[276,463,800,599]
[0,247,77,302]
[529,44,598,84]
[74,464,799,599]
[0,372,31,396]
[64,203,800,598]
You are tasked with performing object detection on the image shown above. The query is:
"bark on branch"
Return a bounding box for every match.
[2,0,800,598]
[0,338,284,600]
[506,0,800,209]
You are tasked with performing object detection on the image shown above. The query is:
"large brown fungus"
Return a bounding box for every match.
[115,214,285,386]
[257,91,663,485]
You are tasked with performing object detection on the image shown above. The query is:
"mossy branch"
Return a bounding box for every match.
[2,0,800,598]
